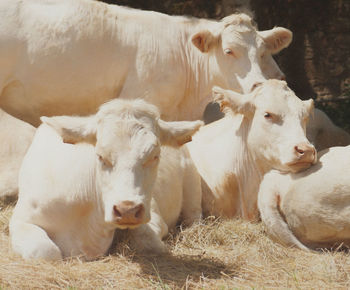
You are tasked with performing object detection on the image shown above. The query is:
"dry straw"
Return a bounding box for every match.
[1,201,350,289]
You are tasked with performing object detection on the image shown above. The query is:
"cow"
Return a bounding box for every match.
[307,108,350,151]
[258,146,350,251]
[0,0,292,126]
[0,110,35,200]
[9,99,203,260]
[186,80,316,220]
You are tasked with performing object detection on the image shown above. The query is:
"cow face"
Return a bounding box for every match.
[41,100,202,229]
[213,80,316,173]
[191,14,292,93]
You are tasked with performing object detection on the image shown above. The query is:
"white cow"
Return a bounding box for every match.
[186,80,316,220]
[0,110,35,199]
[307,108,350,151]
[258,146,350,251]
[10,99,202,260]
[0,0,292,126]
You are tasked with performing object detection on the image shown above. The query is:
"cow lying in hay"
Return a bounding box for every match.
[186,79,317,220]
[9,99,202,260]
[0,0,292,125]
[258,145,350,251]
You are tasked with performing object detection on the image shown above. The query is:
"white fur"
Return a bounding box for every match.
[0,0,291,125]
[0,110,35,199]
[10,99,202,260]
[258,146,350,250]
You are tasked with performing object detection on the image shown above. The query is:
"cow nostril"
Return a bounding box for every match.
[295,146,305,155]
[113,205,122,218]
[134,204,145,219]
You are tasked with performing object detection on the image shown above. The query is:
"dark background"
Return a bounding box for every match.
[100,0,350,129]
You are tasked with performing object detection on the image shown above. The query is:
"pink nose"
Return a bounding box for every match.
[294,143,316,162]
[113,201,145,226]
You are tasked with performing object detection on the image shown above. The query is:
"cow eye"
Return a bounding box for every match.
[143,155,159,167]
[264,112,273,119]
[98,154,112,167]
[224,48,234,56]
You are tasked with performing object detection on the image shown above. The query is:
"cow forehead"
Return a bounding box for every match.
[97,118,158,145]
[221,24,264,51]
[254,82,308,118]
[96,119,159,160]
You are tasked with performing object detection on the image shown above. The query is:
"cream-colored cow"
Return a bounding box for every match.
[10,99,202,260]
[258,145,350,251]
[0,111,35,200]
[0,0,292,125]
[186,80,316,220]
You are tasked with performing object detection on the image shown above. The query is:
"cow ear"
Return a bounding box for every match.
[40,115,97,144]
[303,99,314,116]
[191,30,217,53]
[212,86,254,116]
[158,119,203,146]
[258,27,293,54]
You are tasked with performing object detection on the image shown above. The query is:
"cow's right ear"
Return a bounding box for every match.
[191,30,217,53]
[40,115,97,144]
[212,86,255,117]
[158,119,203,146]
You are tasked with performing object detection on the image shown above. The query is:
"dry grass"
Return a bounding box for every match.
[2,202,350,289]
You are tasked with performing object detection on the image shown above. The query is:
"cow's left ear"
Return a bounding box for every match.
[191,30,217,53]
[303,99,314,116]
[40,115,97,144]
[158,119,203,146]
[212,86,255,117]
[258,27,293,54]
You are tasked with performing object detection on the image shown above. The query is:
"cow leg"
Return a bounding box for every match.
[181,161,202,225]
[129,199,168,254]
[10,221,62,260]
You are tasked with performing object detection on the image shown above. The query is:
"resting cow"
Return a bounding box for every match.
[186,80,316,219]
[10,99,202,260]
[0,0,292,125]
[258,146,350,251]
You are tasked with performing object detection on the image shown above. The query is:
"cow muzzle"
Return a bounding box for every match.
[287,142,317,172]
[112,201,146,229]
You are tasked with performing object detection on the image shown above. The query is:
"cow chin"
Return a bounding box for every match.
[285,160,314,173]
[114,222,145,230]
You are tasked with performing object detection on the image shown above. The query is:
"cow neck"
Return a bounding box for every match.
[234,116,263,219]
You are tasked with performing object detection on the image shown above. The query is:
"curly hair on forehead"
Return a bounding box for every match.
[221,13,257,30]
[97,99,160,122]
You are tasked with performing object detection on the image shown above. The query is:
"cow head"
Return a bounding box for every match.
[191,13,292,93]
[213,80,317,173]
[41,99,203,229]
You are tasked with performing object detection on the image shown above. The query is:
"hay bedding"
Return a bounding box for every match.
[1,202,350,289]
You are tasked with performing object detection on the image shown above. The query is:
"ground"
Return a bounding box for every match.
[1,201,350,289]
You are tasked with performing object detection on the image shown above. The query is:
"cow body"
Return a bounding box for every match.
[0,0,292,126]
[0,110,35,199]
[258,146,350,250]
[10,99,202,260]
[186,80,316,219]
